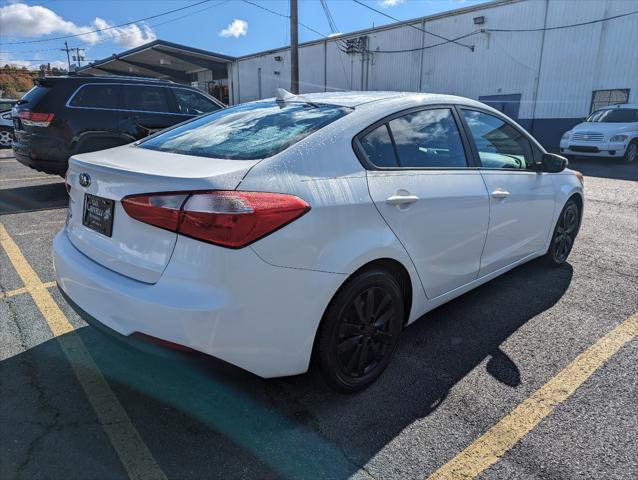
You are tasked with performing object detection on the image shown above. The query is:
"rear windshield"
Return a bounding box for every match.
[138,101,350,160]
[586,108,638,123]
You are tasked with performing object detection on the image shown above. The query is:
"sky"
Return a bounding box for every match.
[0,0,490,69]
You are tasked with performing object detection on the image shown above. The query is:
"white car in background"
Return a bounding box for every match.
[54,91,584,392]
[560,103,638,163]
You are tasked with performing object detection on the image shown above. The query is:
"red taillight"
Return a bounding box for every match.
[18,111,55,127]
[122,191,310,248]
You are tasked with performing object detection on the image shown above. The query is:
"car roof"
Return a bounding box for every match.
[38,74,175,86]
[261,91,490,109]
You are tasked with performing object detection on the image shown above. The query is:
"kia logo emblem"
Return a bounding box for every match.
[78,173,91,188]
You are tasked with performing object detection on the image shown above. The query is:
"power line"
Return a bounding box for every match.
[2,0,215,45]
[370,9,638,54]
[373,31,482,53]
[351,0,474,51]
[486,9,638,32]
[241,0,327,38]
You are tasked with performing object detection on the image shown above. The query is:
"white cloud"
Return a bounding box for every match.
[381,0,404,6]
[94,18,156,48]
[328,32,342,38]
[219,19,248,38]
[0,3,155,48]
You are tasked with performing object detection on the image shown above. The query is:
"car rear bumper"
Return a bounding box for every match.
[53,228,344,378]
[13,131,69,174]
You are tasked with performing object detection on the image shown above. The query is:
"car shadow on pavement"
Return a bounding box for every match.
[567,157,638,182]
[0,183,68,215]
[1,259,572,479]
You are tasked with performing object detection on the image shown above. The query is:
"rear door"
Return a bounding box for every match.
[360,106,490,299]
[118,84,183,139]
[459,108,556,276]
[65,83,120,149]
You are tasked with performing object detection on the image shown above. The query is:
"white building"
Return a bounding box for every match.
[82,0,638,148]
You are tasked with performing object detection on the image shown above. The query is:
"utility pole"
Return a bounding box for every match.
[290,0,299,94]
[75,47,84,67]
[61,41,72,71]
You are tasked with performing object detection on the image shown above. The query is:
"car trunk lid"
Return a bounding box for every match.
[65,144,258,283]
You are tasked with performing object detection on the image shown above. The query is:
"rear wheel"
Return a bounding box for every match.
[0,127,13,148]
[623,140,637,163]
[545,199,580,266]
[316,268,404,392]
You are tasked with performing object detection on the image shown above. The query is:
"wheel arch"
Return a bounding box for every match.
[310,257,414,363]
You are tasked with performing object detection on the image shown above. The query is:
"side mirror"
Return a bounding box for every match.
[537,153,568,173]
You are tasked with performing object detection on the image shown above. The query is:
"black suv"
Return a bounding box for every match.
[12,75,224,175]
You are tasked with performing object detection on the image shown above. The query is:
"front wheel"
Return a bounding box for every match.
[544,199,580,266]
[316,268,404,393]
[622,140,637,163]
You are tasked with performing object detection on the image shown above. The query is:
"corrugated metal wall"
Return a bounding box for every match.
[230,0,638,128]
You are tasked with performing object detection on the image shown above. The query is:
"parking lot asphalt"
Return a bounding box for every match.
[1,148,637,480]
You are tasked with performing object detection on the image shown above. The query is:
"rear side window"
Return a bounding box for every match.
[69,84,120,109]
[139,101,350,160]
[121,86,171,113]
[18,86,50,106]
[359,124,397,167]
[388,108,467,168]
[173,89,221,115]
[462,110,532,169]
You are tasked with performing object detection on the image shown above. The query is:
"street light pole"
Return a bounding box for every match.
[290,0,299,94]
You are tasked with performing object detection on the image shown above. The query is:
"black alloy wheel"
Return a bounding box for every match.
[316,268,404,392]
[547,199,580,266]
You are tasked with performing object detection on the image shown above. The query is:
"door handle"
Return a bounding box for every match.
[386,193,419,206]
[491,188,510,199]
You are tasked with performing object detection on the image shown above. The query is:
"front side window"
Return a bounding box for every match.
[462,110,532,169]
[388,108,467,168]
[69,84,120,109]
[586,108,638,123]
[139,101,350,160]
[173,89,220,115]
[121,86,171,113]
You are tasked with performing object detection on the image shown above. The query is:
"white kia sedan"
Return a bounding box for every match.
[54,91,584,392]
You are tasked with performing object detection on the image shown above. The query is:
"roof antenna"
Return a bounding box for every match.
[276,88,319,108]
[276,88,295,103]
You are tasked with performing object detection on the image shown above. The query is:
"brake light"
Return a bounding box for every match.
[18,111,55,127]
[122,191,310,248]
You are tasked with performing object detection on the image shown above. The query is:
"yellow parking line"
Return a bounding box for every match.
[428,312,638,480]
[0,281,56,299]
[0,223,167,480]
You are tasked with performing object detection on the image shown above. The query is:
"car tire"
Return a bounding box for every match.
[0,126,13,148]
[315,267,404,393]
[622,140,637,163]
[544,198,580,267]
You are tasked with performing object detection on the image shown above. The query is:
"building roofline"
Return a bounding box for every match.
[79,39,235,72]
[236,0,515,61]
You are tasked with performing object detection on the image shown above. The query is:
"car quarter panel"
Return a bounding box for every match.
[238,112,428,323]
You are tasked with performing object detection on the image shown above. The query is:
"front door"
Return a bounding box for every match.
[459,109,556,276]
[359,107,490,299]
